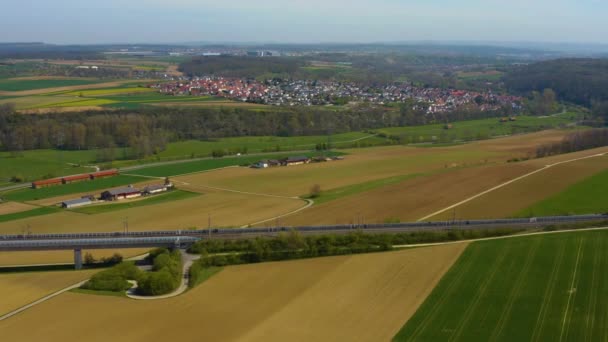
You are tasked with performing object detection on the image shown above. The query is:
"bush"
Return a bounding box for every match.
[80,262,142,292]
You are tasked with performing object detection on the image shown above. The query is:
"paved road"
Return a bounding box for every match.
[126,250,200,300]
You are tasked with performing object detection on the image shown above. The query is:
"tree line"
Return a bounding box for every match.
[536,128,608,158]
[0,102,515,158]
[188,228,521,286]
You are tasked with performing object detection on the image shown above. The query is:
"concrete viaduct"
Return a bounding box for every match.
[0,214,605,269]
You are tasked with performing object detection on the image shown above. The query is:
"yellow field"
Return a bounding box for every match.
[0,189,304,234]
[0,248,149,266]
[0,269,97,316]
[0,202,36,215]
[177,147,499,198]
[0,243,466,341]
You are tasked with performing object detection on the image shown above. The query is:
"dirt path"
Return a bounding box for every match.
[417,152,608,222]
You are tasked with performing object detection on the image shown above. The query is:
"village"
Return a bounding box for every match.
[150,76,522,113]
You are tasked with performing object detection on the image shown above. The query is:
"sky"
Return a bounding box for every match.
[0,0,606,44]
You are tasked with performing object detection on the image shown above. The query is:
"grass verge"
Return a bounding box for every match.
[0,206,59,223]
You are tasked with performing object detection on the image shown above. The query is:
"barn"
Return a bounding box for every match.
[90,169,119,179]
[143,184,171,195]
[32,178,63,189]
[62,174,90,184]
[101,187,141,201]
[61,198,93,209]
[282,156,311,166]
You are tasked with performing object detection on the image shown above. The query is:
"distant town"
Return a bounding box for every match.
[150,76,522,113]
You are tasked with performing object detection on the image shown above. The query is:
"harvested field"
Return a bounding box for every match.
[0,243,467,342]
[0,248,149,266]
[177,146,498,197]
[395,229,608,342]
[281,162,538,225]
[431,151,608,220]
[0,202,36,216]
[0,269,97,316]
[0,190,304,234]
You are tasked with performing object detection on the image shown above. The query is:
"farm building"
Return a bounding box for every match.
[143,183,172,195]
[282,156,311,166]
[101,187,141,201]
[62,174,90,184]
[90,169,119,179]
[251,159,280,169]
[32,178,63,189]
[61,198,93,209]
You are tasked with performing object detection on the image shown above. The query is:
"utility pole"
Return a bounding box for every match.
[123,217,129,234]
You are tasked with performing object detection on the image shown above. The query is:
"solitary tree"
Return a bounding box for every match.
[309,184,322,198]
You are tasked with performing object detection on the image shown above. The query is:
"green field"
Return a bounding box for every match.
[517,169,608,217]
[2,175,146,202]
[0,149,97,182]
[308,173,422,205]
[154,133,376,158]
[378,113,581,143]
[394,229,608,342]
[0,79,104,91]
[72,190,199,214]
[0,207,59,223]
[128,151,342,177]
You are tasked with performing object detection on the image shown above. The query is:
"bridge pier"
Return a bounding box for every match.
[74,249,82,270]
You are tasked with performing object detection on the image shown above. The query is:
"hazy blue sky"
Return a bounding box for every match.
[0,0,605,44]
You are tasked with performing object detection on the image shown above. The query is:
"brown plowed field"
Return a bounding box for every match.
[430,153,608,220]
[281,162,538,225]
[0,243,467,341]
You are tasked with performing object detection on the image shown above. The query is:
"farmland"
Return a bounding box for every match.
[0,248,149,266]
[517,168,608,217]
[376,113,581,143]
[0,189,305,234]
[430,150,608,220]
[72,190,200,215]
[2,175,147,202]
[0,78,103,92]
[0,243,467,341]
[0,269,97,316]
[394,229,608,342]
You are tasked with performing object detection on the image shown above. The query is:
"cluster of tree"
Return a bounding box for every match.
[80,248,182,296]
[137,248,182,296]
[536,128,608,158]
[80,262,142,292]
[0,103,516,158]
[524,89,560,116]
[504,59,608,109]
[83,252,123,265]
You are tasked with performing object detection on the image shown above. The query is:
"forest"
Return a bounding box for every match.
[0,102,515,156]
[504,58,608,109]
